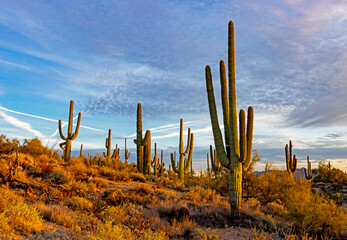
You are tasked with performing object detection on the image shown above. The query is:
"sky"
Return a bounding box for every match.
[0,0,346,171]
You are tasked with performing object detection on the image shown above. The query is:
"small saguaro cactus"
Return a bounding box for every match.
[124,138,130,164]
[80,144,84,158]
[103,129,119,164]
[206,153,211,175]
[210,145,221,178]
[205,20,254,213]
[134,103,151,174]
[304,156,312,180]
[170,119,194,182]
[159,150,165,176]
[59,100,81,162]
[285,140,297,177]
[151,143,159,175]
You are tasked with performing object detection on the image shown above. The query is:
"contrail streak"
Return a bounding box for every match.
[0,106,105,133]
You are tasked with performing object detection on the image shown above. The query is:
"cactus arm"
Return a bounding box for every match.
[304,156,312,180]
[220,60,230,154]
[210,145,218,172]
[242,107,254,170]
[205,66,229,168]
[58,120,67,140]
[59,142,66,151]
[184,133,194,173]
[239,109,246,163]
[143,130,151,145]
[228,20,239,159]
[171,152,179,173]
[70,112,81,140]
[67,100,74,137]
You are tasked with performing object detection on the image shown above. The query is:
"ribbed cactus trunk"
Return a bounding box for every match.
[134,103,151,174]
[58,100,81,163]
[205,21,254,214]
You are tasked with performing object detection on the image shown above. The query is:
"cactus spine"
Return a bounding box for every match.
[134,103,151,174]
[205,21,254,212]
[124,138,130,164]
[210,145,221,177]
[103,129,119,164]
[304,155,312,180]
[285,140,297,177]
[59,100,81,162]
[170,119,194,182]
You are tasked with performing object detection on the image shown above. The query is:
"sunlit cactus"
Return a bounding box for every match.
[80,144,83,158]
[304,155,312,180]
[285,140,297,177]
[134,103,151,174]
[205,20,254,213]
[103,129,119,164]
[151,143,165,176]
[170,119,194,182]
[206,153,211,176]
[59,100,81,162]
[124,138,130,164]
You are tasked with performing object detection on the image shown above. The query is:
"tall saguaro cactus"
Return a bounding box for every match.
[134,103,151,174]
[285,140,297,177]
[124,138,130,164]
[59,100,81,162]
[170,119,194,182]
[304,156,312,180]
[103,129,119,164]
[205,21,254,212]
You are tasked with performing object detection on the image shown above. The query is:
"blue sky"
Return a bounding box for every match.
[0,0,346,171]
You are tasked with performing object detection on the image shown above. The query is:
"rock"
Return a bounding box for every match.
[177,206,190,220]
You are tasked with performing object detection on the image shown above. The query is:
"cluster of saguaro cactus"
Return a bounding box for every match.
[151,143,165,176]
[134,103,151,174]
[285,140,297,177]
[170,119,194,182]
[304,156,312,180]
[205,20,254,212]
[210,145,221,178]
[59,100,81,162]
[124,138,131,164]
[103,129,120,164]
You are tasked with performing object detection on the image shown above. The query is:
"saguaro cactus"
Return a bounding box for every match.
[134,103,151,174]
[80,144,84,158]
[103,129,119,164]
[124,138,130,164]
[210,145,221,177]
[59,100,81,162]
[304,156,312,180]
[285,140,297,177]
[205,20,254,212]
[206,153,211,176]
[170,119,194,182]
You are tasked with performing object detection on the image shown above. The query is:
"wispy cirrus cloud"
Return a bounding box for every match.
[0,111,43,138]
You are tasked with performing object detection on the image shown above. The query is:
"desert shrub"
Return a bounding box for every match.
[145,174,157,182]
[156,177,173,188]
[0,134,19,154]
[130,172,147,182]
[265,201,287,217]
[191,228,219,240]
[155,189,179,202]
[37,203,80,231]
[0,212,10,234]
[64,196,92,211]
[242,198,261,216]
[34,154,60,175]
[313,162,347,184]
[171,180,185,191]
[19,138,59,158]
[186,186,217,204]
[61,180,89,197]
[283,189,347,237]
[135,183,155,194]
[112,171,130,181]
[105,188,127,205]
[5,202,44,235]
[92,177,109,188]
[164,217,197,239]
[47,170,73,184]
[69,157,88,180]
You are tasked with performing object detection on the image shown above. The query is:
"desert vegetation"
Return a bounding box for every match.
[0,20,346,239]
